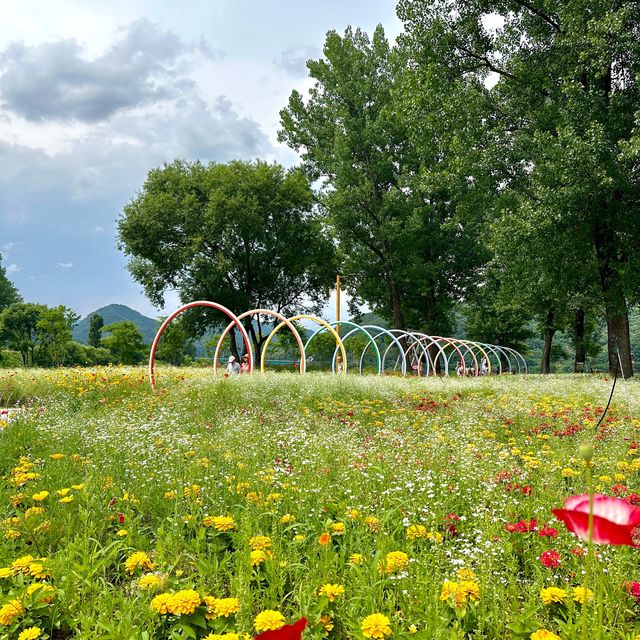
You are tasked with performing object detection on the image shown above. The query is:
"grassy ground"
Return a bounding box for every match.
[1,368,640,640]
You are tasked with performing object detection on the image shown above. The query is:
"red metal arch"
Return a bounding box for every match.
[148,301,253,389]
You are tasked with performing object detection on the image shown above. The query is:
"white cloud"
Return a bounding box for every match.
[6,263,21,273]
[56,262,73,268]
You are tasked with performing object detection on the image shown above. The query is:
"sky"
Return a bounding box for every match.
[0,0,401,320]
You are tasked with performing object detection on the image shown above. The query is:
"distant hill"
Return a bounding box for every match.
[73,304,160,345]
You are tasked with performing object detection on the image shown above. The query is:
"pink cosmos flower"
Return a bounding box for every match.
[553,494,640,546]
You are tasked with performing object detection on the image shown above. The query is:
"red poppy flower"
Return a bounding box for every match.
[552,494,640,546]
[255,618,308,640]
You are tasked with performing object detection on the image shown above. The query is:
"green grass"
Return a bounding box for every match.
[1,368,640,639]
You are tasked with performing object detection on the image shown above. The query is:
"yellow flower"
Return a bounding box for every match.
[562,468,579,478]
[117,529,128,537]
[11,555,34,573]
[150,592,173,614]
[204,515,237,532]
[459,580,480,602]
[361,613,392,639]
[24,507,45,519]
[530,631,561,640]
[27,562,48,579]
[57,488,70,496]
[573,586,593,604]
[0,567,14,579]
[125,551,154,574]
[406,524,427,540]
[319,583,345,602]
[0,599,24,625]
[293,534,305,542]
[58,495,74,504]
[213,597,240,617]
[408,625,417,634]
[330,522,345,535]
[318,613,334,636]
[250,535,272,550]
[26,583,55,602]
[457,568,477,581]
[5,530,20,539]
[540,587,568,605]
[440,581,459,602]
[250,550,268,566]
[365,516,380,531]
[49,453,65,460]
[32,491,49,502]
[382,551,409,573]
[346,509,360,520]
[72,484,84,490]
[167,589,201,615]
[138,574,163,591]
[18,627,42,640]
[281,514,295,524]
[254,610,285,632]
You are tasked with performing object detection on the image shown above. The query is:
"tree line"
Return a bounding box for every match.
[118,1,640,375]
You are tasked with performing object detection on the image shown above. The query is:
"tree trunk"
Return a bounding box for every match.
[228,326,241,362]
[390,279,405,330]
[540,309,555,374]
[573,308,585,373]
[594,224,633,377]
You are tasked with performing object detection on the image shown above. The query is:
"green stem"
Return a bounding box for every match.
[582,461,594,640]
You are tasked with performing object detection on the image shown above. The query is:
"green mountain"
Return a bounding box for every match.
[73,304,160,345]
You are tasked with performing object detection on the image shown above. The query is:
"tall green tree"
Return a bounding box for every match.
[155,317,195,366]
[88,313,104,348]
[398,0,640,376]
[279,26,481,334]
[0,303,77,366]
[0,257,21,311]
[101,321,146,365]
[118,160,337,362]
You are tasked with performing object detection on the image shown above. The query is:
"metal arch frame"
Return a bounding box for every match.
[500,345,528,373]
[456,339,492,375]
[303,321,381,376]
[381,330,435,376]
[262,314,348,375]
[213,308,307,375]
[358,325,408,376]
[426,336,480,376]
[414,334,468,377]
[149,300,252,389]
[469,341,504,374]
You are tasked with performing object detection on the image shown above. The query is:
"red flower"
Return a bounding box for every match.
[118,513,125,525]
[540,550,561,568]
[624,581,640,602]
[255,618,308,640]
[538,526,558,538]
[552,494,640,546]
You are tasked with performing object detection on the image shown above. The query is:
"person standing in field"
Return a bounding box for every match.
[240,354,250,373]
[227,356,240,375]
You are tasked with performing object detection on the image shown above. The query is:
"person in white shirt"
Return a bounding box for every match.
[226,356,240,375]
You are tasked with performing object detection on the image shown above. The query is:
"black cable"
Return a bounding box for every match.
[593,349,620,431]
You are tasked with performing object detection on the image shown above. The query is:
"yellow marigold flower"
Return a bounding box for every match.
[0,567,14,579]
[213,597,240,617]
[18,627,42,640]
[318,532,331,545]
[266,492,282,502]
[72,484,84,490]
[117,529,128,537]
[573,586,593,604]
[27,562,48,579]
[26,583,55,603]
[319,583,345,602]
[164,490,176,499]
[330,522,345,535]
[383,551,409,573]
[150,592,173,614]
[138,574,163,591]
[207,515,237,531]
[11,555,34,573]
[24,507,45,519]
[457,568,477,581]
[440,581,459,602]
[562,468,579,478]
[5,530,20,539]
[204,634,241,640]
[57,488,70,496]
[250,535,272,550]
[365,516,380,531]
[346,508,360,520]
[203,596,218,620]
[459,580,480,602]
[250,549,268,566]
[167,589,201,615]
[0,599,24,625]
[32,491,49,502]
[254,610,285,632]
[540,587,568,605]
[530,631,561,640]
[280,514,295,524]
[125,551,154,574]
[10,493,25,507]
[349,553,364,565]
[361,613,392,639]
[406,524,427,540]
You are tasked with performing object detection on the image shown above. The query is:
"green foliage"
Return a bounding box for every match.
[87,313,104,348]
[101,321,146,365]
[279,26,482,333]
[0,302,79,366]
[155,317,195,366]
[0,256,21,311]
[118,160,337,358]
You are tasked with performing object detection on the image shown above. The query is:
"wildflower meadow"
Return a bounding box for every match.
[1,368,640,640]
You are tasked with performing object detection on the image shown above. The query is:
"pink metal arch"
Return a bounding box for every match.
[413,335,471,376]
[148,300,253,389]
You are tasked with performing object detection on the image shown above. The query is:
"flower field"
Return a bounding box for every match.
[1,369,640,639]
